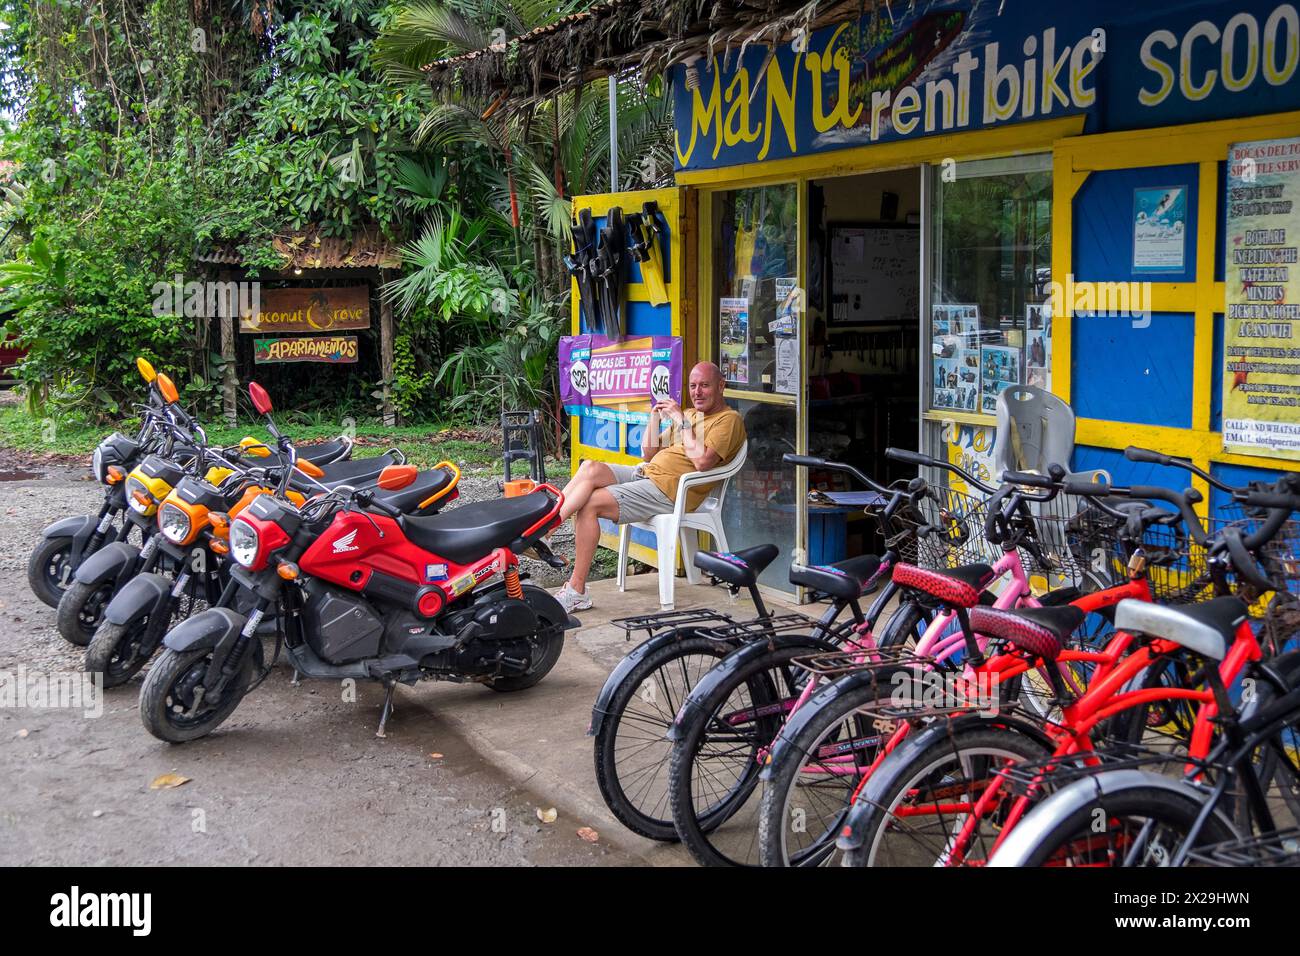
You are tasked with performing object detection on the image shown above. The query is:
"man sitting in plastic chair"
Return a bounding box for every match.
[553,362,746,613]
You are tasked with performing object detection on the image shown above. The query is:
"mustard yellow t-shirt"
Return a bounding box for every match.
[642,407,746,511]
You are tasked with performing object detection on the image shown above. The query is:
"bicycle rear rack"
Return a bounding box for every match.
[610,608,733,641]
[790,646,934,677]
[999,742,1203,800]
[700,613,818,643]
[1185,828,1300,867]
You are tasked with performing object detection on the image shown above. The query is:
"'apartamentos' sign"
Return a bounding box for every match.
[253,336,359,364]
[240,286,370,333]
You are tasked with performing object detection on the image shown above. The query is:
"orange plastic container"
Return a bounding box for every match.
[503,478,536,497]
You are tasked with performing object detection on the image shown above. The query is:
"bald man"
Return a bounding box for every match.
[554,362,746,612]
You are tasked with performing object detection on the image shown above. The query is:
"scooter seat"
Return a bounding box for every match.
[402,491,555,566]
[372,467,457,515]
[290,454,399,492]
[694,544,779,588]
[892,562,996,608]
[788,554,883,601]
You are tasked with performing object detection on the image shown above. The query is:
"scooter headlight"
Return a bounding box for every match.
[159,503,192,544]
[229,518,261,568]
[92,445,105,483]
[126,476,157,515]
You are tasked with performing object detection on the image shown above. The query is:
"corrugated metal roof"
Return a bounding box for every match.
[196,225,401,271]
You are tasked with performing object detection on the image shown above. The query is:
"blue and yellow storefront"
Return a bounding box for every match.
[569,0,1300,600]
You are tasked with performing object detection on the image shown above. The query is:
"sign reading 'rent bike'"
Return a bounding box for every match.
[240,286,370,334]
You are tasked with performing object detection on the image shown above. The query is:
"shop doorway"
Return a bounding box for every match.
[804,167,922,565]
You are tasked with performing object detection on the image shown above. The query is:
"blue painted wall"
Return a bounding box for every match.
[1072,312,1194,428]
[1073,166,1199,283]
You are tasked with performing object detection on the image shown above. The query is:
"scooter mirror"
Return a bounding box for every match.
[295,459,325,479]
[239,436,272,458]
[136,357,156,382]
[376,464,418,491]
[156,373,179,404]
[248,382,273,415]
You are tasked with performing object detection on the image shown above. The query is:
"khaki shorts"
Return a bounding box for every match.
[604,462,674,524]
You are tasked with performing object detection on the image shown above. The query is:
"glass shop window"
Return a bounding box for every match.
[712,184,801,394]
[928,155,1052,417]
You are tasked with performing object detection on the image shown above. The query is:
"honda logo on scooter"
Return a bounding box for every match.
[331,529,360,553]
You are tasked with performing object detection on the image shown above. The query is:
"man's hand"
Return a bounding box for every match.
[652,399,684,427]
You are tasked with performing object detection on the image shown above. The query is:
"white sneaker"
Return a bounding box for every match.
[554,583,593,612]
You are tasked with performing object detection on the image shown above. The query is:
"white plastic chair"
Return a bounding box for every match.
[616,440,749,610]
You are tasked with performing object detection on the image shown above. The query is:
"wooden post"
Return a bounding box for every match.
[378,280,396,427]
[220,269,238,426]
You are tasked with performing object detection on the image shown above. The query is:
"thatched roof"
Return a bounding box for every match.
[196,225,402,272]
[424,0,871,108]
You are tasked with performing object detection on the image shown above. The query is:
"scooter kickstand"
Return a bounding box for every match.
[375,682,397,739]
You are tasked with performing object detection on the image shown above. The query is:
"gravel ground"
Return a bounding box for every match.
[0,452,631,867]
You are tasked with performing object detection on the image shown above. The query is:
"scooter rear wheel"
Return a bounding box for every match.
[484,615,565,692]
[139,646,254,743]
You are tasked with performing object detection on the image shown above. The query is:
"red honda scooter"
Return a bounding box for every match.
[138,384,577,743]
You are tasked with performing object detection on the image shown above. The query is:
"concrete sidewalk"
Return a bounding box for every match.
[399,571,803,865]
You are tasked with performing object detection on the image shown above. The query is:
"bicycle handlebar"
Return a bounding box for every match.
[781,452,891,495]
[884,446,998,495]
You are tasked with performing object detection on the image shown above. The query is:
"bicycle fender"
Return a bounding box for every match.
[758,664,918,781]
[833,710,1059,850]
[987,769,1240,867]
[587,625,728,737]
[665,632,842,744]
[163,607,246,653]
[103,572,171,627]
[72,541,140,587]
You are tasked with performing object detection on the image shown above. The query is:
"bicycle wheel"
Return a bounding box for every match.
[1238,651,1300,831]
[842,723,1051,867]
[989,777,1236,867]
[666,646,807,866]
[756,668,906,867]
[593,637,733,840]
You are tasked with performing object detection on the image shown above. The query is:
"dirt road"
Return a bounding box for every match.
[0,461,631,866]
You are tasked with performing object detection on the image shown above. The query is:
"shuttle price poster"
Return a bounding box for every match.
[1223,137,1300,460]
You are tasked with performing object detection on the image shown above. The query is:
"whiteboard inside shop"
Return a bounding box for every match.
[828,225,920,325]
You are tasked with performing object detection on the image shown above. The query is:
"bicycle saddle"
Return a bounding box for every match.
[788,555,883,601]
[891,562,996,608]
[694,544,779,588]
[967,605,1085,662]
[1113,596,1248,662]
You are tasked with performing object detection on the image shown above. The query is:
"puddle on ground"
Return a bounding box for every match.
[0,469,43,481]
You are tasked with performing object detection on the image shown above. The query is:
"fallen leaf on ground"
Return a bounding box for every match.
[536,807,558,824]
[427,752,443,760]
[577,827,599,843]
[149,772,190,790]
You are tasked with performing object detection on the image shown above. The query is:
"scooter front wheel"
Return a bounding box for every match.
[56,579,115,647]
[139,646,253,743]
[86,618,155,688]
[28,536,76,608]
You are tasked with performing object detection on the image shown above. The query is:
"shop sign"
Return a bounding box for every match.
[1222,136,1300,461]
[240,286,370,334]
[253,336,359,364]
[672,0,1300,172]
[559,335,682,423]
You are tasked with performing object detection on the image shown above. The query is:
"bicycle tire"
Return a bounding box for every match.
[593,637,734,841]
[842,723,1051,867]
